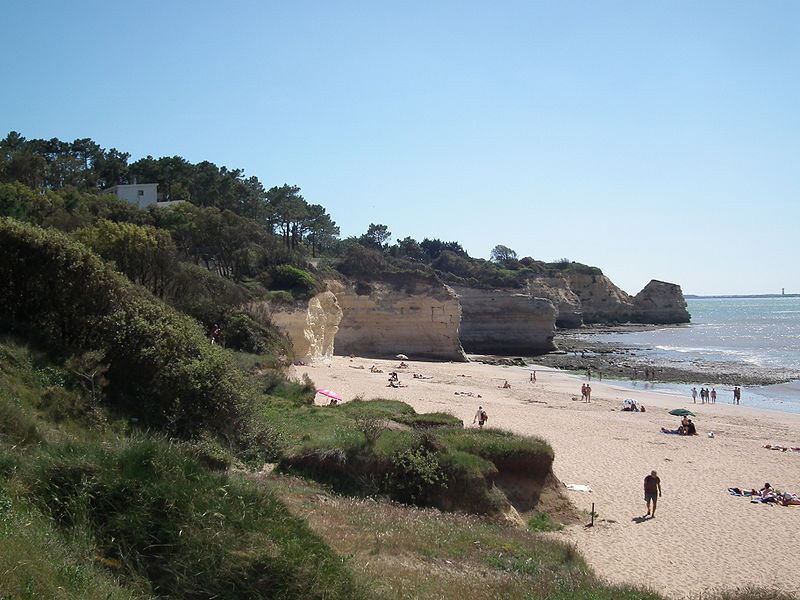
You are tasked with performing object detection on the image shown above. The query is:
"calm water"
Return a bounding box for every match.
[580,297,800,415]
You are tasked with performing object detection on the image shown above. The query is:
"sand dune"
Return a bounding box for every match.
[291,356,800,599]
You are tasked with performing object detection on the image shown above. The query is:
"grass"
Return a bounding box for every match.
[7,436,367,600]
[527,512,564,532]
[264,474,665,600]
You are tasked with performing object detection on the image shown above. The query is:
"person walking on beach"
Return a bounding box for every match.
[644,470,662,517]
[734,386,741,405]
[585,384,592,403]
[691,387,697,403]
[710,388,717,403]
[530,371,536,384]
[473,406,488,429]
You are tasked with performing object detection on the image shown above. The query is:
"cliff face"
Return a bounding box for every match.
[329,277,467,361]
[526,275,583,328]
[563,272,635,324]
[453,286,557,355]
[632,280,691,324]
[266,291,342,362]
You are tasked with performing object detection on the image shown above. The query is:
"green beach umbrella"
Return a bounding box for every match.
[668,408,696,417]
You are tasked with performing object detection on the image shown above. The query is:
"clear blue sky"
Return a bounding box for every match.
[3,1,798,295]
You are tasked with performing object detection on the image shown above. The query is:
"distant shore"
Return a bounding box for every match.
[533,325,797,386]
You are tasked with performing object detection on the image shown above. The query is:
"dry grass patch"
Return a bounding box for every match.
[259,474,664,600]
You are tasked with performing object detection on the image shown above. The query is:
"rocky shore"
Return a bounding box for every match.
[531,326,798,386]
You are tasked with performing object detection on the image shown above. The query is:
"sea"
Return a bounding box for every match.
[576,296,800,415]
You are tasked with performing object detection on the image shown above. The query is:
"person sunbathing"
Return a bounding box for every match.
[760,483,775,500]
[498,380,512,389]
[370,365,384,373]
[661,426,688,435]
[778,493,800,506]
[397,362,409,369]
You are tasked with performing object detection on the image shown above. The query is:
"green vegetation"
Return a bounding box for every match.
[527,512,565,532]
[0,131,792,600]
[0,131,608,296]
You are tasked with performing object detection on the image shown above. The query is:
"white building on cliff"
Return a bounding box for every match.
[104,183,159,209]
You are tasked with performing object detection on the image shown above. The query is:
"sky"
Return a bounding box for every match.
[2,1,798,295]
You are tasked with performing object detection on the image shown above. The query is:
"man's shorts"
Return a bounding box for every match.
[644,491,658,503]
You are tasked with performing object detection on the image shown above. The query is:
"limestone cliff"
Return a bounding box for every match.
[453,286,557,355]
[259,291,342,362]
[563,272,635,324]
[525,275,583,328]
[632,280,691,324]
[329,277,467,361]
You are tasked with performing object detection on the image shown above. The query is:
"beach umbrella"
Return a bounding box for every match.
[624,399,639,405]
[316,389,342,401]
[668,408,696,417]
[396,354,409,360]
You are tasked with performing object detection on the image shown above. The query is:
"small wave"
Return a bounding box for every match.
[654,345,747,357]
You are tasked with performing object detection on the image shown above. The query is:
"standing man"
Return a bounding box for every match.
[585,384,592,403]
[644,470,662,517]
[691,387,698,403]
[473,406,488,429]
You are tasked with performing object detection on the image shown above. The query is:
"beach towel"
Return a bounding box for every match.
[565,484,593,492]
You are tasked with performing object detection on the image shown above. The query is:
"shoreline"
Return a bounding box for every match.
[291,355,800,599]
[532,326,799,387]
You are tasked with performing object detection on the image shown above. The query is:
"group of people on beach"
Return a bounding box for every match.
[580,383,592,402]
[731,483,800,506]
[639,367,660,381]
[691,386,742,404]
[733,386,742,404]
[691,386,717,404]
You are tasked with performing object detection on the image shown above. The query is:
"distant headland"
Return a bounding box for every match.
[685,293,800,299]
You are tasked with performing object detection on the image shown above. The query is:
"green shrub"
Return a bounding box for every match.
[270,265,319,300]
[223,309,280,354]
[528,512,564,532]
[0,218,248,440]
[387,447,448,505]
[392,411,463,428]
[23,437,366,600]
[0,390,42,447]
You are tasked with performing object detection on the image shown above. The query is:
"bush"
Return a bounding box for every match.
[23,437,367,600]
[0,218,248,440]
[270,265,319,300]
[223,310,280,354]
[387,447,448,505]
[392,412,463,428]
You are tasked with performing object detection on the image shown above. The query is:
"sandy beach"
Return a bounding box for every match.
[291,356,800,599]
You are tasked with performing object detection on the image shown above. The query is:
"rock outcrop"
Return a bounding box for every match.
[526,275,583,328]
[632,280,691,324]
[563,272,636,324]
[262,291,342,362]
[453,286,557,355]
[329,277,466,361]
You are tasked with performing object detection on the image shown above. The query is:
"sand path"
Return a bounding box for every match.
[291,357,800,599]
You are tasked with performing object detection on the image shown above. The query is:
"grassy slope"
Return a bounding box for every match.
[0,339,365,600]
